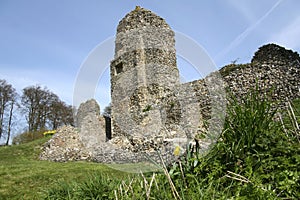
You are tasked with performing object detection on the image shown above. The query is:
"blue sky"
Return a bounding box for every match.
[1,0,300,110]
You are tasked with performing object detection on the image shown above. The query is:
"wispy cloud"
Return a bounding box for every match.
[227,0,256,23]
[215,0,284,61]
[269,16,300,50]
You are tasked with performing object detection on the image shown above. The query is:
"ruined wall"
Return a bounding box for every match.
[40,126,92,162]
[76,99,106,150]
[110,6,180,140]
[40,99,107,161]
[40,8,300,165]
[110,8,300,158]
[220,44,300,103]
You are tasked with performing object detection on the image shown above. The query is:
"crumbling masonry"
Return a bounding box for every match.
[110,6,226,152]
[40,7,300,164]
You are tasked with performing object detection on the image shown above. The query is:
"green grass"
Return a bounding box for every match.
[0,137,127,200]
[44,92,300,199]
[219,63,250,77]
[1,91,300,199]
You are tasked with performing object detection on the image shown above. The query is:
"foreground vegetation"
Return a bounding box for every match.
[46,91,300,199]
[1,90,299,199]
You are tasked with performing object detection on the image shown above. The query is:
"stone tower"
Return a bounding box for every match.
[110,6,180,139]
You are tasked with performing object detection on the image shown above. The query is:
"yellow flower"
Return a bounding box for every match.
[173,145,181,156]
[43,130,56,136]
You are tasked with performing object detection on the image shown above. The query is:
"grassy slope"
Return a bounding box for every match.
[1,98,299,199]
[0,137,126,200]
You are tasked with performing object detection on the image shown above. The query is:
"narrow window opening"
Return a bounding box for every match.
[104,116,111,141]
[115,62,123,75]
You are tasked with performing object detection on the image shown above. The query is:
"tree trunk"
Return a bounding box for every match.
[6,100,14,145]
[0,106,4,139]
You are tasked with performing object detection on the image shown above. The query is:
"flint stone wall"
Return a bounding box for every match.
[76,99,106,151]
[111,7,180,140]
[40,8,300,165]
[220,44,300,103]
[40,99,108,161]
[40,126,91,162]
[76,99,100,128]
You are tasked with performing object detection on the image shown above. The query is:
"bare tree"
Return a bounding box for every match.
[6,97,15,145]
[22,86,55,131]
[48,100,74,129]
[0,79,17,144]
[21,85,74,132]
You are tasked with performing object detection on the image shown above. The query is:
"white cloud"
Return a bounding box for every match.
[269,16,300,50]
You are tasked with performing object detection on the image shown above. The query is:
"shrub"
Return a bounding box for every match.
[12,130,46,145]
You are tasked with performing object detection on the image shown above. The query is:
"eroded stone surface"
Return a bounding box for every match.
[76,99,106,151]
[40,126,91,162]
[220,44,300,103]
[40,8,300,165]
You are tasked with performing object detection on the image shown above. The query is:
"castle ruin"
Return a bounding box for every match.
[40,7,300,165]
[109,6,226,152]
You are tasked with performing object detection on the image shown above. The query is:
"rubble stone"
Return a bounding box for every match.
[40,8,300,165]
[40,126,92,162]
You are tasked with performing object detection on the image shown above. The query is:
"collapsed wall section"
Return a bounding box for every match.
[220,44,300,103]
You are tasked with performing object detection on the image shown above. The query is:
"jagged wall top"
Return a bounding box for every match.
[116,6,171,33]
[252,43,300,65]
[114,6,175,57]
